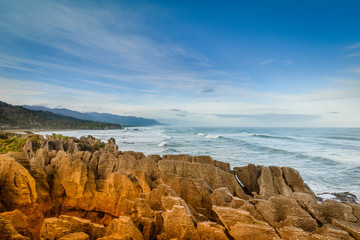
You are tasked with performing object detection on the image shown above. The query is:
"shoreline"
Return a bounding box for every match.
[0,133,359,239]
[2,129,358,203]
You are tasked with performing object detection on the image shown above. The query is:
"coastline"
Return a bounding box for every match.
[0,133,359,239]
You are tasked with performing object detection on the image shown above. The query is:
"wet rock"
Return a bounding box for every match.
[317,192,358,204]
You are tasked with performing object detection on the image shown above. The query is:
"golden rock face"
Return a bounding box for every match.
[0,134,359,240]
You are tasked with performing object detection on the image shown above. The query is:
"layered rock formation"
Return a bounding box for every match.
[0,134,359,240]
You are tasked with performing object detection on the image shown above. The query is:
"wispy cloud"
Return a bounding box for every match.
[345,52,360,58]
[169,109,189,117]
[259,59,274,65]
[332,78,360,86]
[214,113,320,120]
[348,42,360,49]
[0,0,210,76]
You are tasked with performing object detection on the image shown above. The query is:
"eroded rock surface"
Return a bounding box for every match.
[0,134,358,240]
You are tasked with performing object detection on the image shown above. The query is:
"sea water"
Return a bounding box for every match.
[37,127,360,201]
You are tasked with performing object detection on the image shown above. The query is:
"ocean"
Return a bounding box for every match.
[37,127,360,201]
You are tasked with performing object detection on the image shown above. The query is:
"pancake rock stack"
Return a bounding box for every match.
[0,134,359,239]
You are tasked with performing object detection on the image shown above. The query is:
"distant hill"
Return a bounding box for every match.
[0,101,122,130]
[23,105,164,127]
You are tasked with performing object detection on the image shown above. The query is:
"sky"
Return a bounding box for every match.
[1,0,360,127]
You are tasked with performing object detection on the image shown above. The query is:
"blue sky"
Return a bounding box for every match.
[1,0,360,127]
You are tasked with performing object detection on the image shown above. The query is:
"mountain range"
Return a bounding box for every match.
[0,101,122,130]
[23,105,164,127]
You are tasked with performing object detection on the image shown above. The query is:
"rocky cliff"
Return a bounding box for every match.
[0,133,359,240]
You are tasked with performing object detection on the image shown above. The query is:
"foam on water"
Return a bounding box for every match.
[158,141,167,147]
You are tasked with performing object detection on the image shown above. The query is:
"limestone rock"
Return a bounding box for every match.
[316,224,355,240]
[148,184,178,210]
[157,159,248,200]
[0,155,37,207]
[347,203,360,224]
[233,163,260,194]
[257,167,279,198]
[321,200,358,223]
[196,221,228,240]
[106,216,143,240]
[0,210,29,236]
[333,219,360,240]
[255,196,317,232]
[282,167,315,196]
[166,177,213,212]
[51,153,88,198]
[58,232,90,240]
[212,206,279,240]
[269,166,293,197]
[40,215,106,240]
[210,187,234,207]
[162,205,200,240]
[0,217,28,240]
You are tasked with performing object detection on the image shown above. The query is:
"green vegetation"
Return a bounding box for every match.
[50,133,75,141]
[0,134,43,154]
[0,137,27,153]
[0,100,122,130]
